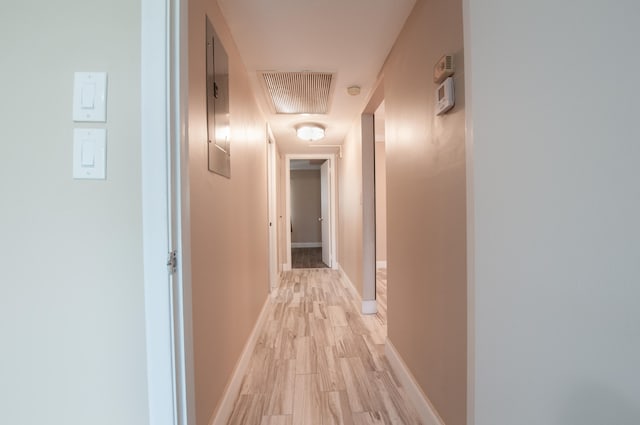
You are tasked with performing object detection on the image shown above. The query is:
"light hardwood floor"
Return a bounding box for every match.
[227,268,420,425]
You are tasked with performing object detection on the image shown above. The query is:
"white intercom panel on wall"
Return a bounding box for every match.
[435,76,455,116]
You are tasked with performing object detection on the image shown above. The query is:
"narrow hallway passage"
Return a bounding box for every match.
[227,268,419,424]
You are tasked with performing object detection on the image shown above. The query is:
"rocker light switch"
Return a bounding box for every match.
[80,141,95,167]
[81,83,96,109]
[73,128,106,180]
[73,72,107,122]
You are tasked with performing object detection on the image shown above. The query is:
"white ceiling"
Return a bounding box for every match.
[217,0,416,154]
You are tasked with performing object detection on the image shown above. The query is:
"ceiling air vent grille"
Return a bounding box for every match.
[260,71,334,114]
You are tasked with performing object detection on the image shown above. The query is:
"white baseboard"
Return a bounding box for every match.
[338,263,359,301]
[338,264,377,315]
[210,296,272,425]
[385,339,445,425]
[376,260,387,269]
[291,242,322,248]
[362,300,378,315]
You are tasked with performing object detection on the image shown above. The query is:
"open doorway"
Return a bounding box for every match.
[290,159,328,268]
[285,154,337,271]
[360,81,386,315]
[267,131,279,290]
[374,102,388,270]
[374,101,388,321]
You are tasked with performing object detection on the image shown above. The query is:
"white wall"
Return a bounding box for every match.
[0,2,149,425]
[466,1,640,424]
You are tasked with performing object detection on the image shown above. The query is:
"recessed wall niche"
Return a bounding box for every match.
[205,16,230,178]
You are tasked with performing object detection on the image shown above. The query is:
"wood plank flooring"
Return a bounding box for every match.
[227,268,420,425]
[291,248,329,269]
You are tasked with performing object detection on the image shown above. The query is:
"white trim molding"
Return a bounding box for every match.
[282,263,291,272]
[385,339,446,425]
[338,264,377,315]
[291,242,322,248]
[362,300,378,315]
[376,260,387,269]
[210,295,272,425]
[141,0,185,423]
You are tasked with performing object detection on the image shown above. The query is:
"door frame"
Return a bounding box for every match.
[360,78,385,314]
[266,127,279,290]
[360,113,377,313]
[319,160,331,266]
[141,0,194,424]
[284,153,337,270]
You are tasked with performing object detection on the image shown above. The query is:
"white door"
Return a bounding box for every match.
[141,0,193,423]
[320,160,331,266]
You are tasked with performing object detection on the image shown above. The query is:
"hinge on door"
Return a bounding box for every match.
[167,250,178,273]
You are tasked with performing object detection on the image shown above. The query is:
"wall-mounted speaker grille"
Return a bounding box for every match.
[260,71,334,114]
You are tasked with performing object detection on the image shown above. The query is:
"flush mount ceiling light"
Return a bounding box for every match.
[347,85,361,96]
[296,123,325,142]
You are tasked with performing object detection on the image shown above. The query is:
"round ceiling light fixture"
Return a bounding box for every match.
[347,85,361,96]
[296,123,326,142]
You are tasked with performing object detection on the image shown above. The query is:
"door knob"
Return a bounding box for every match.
[318,217,323,222]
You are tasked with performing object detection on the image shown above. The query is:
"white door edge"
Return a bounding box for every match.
[141,0,193,424]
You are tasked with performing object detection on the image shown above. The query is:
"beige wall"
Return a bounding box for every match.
[375,142,388,263]
[384,0,467,424]
[0,2,148,424]
[337,123,364,294]
[291,169,322,244]
[188,2,269,424]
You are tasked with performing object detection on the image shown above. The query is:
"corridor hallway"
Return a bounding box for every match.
[227,269,419,424]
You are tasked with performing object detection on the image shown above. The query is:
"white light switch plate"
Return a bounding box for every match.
[73,128,106,180]
[73,72,107,122]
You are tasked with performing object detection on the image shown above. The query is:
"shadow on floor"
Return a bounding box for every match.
[292,247,328,269]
